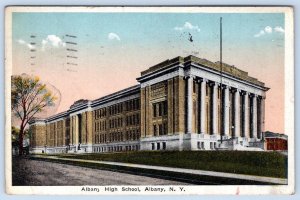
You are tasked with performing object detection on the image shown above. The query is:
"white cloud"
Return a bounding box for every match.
[174,22,200,32]
[108,33,121,41]
[41,35,66,51]
[27,44,35,50]
[17,39,35,49]
[274,26,285,33]
[264,26,272,33]
[254,30,265,38]
[254,26,284,38]
[17,39,26,44]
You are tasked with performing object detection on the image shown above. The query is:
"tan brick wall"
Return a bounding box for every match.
[205,84,211,134]
[30,124,46,147]
[92,98,141,144]
[140,88,146,138]
[177,76,186,133]
[86,111,93,144]
[167,78,174,134]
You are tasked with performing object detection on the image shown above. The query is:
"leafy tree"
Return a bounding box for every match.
[11,75,56,155]
[11,126,19,142]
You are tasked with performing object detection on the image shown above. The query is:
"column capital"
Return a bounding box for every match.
[221,84,230,89]
[257,95,265,100]
[200,77,208,83]
[208,80,217,87]
[230,87,238,92]
[240,90,249,96]
[249,93,258,98]
[184,75,196,80]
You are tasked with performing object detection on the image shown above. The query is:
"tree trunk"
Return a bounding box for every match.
[18,128,24,156]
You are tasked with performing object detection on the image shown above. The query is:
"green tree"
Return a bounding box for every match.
[11,75,56,155]
[11,126,19,142]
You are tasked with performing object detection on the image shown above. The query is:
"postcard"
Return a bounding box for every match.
[5,6,294,195]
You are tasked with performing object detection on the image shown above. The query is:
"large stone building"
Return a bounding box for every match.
[29,55,269,153]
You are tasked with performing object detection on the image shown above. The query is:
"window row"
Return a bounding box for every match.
[95,121,107,132]
[197,141,217,150]
[94,129,141,144]
[109,117,123,129]
[125,98,140,112]
[93,145,140,153]
[151,142,166,150]
[95,108,107,119]
[153,101,168,117]
[94,114,140,132]
[125,113,140,126]
[94,98,140,119]
[153,122,168,136]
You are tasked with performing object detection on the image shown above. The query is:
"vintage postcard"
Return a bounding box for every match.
[5,6,294,195]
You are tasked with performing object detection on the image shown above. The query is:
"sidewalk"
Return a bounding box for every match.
[33,155,287,185]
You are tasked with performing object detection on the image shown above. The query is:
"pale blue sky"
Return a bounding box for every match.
[13,12,284,52]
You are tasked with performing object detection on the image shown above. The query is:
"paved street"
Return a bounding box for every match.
[12,157,189,186]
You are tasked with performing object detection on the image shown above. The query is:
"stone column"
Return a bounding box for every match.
[244,92,250,138]
[260,97,266,139]
[62,119,66,146]
[69,117,73,145]
[224,86,230,136]
[86,111,93,145]
[186,76,194,134]
[212,82,219,135]
[234,89,240,137]
[200,79,207,134]
[252,95,258,139]
[55,122,58,147]
[74,115,79,146]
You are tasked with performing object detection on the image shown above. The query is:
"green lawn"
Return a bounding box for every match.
[57,151,287,178]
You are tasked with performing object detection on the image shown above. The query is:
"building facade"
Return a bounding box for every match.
[29,55,269,154]
[264,132,288,151]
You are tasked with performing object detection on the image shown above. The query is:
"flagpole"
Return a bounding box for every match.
[220,17,223,144]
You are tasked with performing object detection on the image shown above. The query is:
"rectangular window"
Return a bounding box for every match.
[136,114,140,124]
[137,99,140,109]
[153,104,157,117]
[163,122,168,135]
[201,142,205,149]
[158,103,162,116]
[153,125,157,136]
[210,142,213,149]
[129,100,133,111]
[163,101,168,115]
[133,130,136,140]
[197,141,201,149]
[151,143,155,150]
[134,99,138,110]
[157,143,160,150]
[159,124,163,135]
[162,142,166,150]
